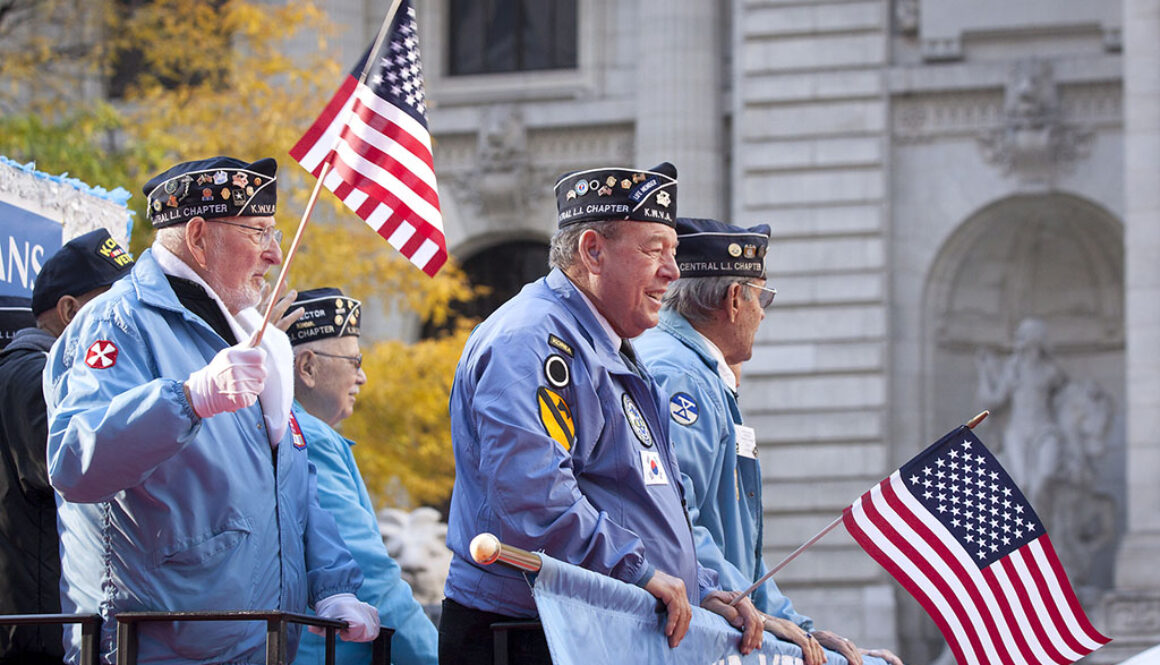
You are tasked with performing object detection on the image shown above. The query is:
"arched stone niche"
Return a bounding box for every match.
[922,192,1125,605]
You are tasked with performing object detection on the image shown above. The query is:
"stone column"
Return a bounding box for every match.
[1108,0,1160,660]
[635,1,725,219]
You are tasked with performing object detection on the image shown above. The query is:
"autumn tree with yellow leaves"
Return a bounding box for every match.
[0,0,474,509]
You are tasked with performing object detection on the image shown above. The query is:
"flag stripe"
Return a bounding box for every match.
[882,477,1028,664]
[337,118,440,209]
[351,88,435,169]
[330,141,442,229]
[865,480,998,664]
[844,498,977,665]
[989,554,1074,664]
[1019,543,1092,657]
[1036,537,1112,648]
[290,75,359,169]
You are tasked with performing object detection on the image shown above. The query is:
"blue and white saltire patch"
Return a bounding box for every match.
[621,392,653,447]
[531,554,870,665]
[669,392,699,426]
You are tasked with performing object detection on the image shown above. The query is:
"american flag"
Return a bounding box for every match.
[290,0,447,277]
[843,426,1109,665]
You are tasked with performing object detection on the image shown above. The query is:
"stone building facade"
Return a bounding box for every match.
[301,0,1156,661]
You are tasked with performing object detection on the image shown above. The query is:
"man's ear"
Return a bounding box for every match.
[185,217,210,268]
[726,282,743,324]
[576,229,605,275]
[294,350,317,389]
[56,295,81,328]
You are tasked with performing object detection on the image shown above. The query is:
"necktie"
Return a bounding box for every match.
[620,340,640,376]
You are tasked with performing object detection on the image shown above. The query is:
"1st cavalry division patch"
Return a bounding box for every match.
[537,386,576,451]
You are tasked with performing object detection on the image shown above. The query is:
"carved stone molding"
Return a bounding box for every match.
[437,121,635,224]
[1103,593,1160,637]
[894,0,919,36]
[975,60,1094,183]
[0,159,131,244]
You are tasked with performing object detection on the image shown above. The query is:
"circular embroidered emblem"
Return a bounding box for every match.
[621,393,653,447]
[84,340,118,369]
[669,392,699,426]
[544,354,570,388]
[728,243,743,257]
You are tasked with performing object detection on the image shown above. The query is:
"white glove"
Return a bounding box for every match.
[311,593,381,642]
[185,344,268,419]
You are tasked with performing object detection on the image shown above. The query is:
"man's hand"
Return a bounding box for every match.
[184,344,268,418]
[643,570,692,648]
[762,615,826,665]
[700,590,763,654]
[259,286,305,333]
[861,647,904,665]
[812,629,862,665]
[311,593,381,642]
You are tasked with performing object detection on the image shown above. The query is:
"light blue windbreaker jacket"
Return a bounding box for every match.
[444,269,717,617]
[636,310,813,628]
[45,250,362,665]
[290,403,438,665]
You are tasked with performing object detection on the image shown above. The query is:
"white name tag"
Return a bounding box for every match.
[735,425,758,460]
[640,450,669,485]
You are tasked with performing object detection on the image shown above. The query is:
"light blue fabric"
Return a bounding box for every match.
[533,553,879,665]
[444,268,716,618]
[291,404,438,665]
[637,310,813,629]
[45,250,362,665]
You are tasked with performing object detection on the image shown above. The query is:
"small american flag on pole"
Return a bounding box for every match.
[843,426,1110,665]
[290,0,447,276]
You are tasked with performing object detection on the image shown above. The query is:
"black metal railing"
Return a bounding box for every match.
[0,613,101,665]
[1,611,392,665]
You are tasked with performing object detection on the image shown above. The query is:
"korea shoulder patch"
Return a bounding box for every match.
[669,392,699,426]
[548,334,574,357]
[288,412,307,449]
[621,393,653,447]
[84,340,118,369]
[537,386,576,451]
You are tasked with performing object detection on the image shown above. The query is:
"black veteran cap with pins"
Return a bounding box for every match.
[143,156,278,229]
[31,228,134,316]
[287,288,362,346]
[554,162,677,228]
[674,217,770,279]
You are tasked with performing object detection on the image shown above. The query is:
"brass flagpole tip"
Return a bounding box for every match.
[966,410,990,429]
[470,533,501,565]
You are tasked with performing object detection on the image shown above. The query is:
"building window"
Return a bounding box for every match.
[422,240,549,338]
[448,0,577,76]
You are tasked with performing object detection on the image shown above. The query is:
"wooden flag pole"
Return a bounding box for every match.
[250,0,406,346]
[729,410,990,606]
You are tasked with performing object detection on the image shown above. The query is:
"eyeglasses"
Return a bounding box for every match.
[742,282,777,309]
[313,351,363,371]
[208,219,284,246]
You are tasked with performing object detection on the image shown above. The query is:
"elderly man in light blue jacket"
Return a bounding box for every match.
[45,157,379,665]
[286,287,438,665]
[636,217,903,665]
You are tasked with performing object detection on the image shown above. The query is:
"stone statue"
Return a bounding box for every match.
[975,318,1066,506]
[974,318,1117,599]
[378,506,453,607]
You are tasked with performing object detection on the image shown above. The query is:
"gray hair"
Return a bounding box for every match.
[154,225,186,254]
[663,275,753,323]
[548,220,625,272]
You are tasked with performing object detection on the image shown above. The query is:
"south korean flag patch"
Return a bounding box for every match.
[640,450,669,486]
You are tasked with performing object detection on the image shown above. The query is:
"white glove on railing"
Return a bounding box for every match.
[185,344,268,419]
[311,593,381,642]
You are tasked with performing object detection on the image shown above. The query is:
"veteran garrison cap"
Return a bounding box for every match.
[674,217,770,279]
[143,156,277,228]
[287,287,362,345]
[31,228,134,316]
[554,161,677,228]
